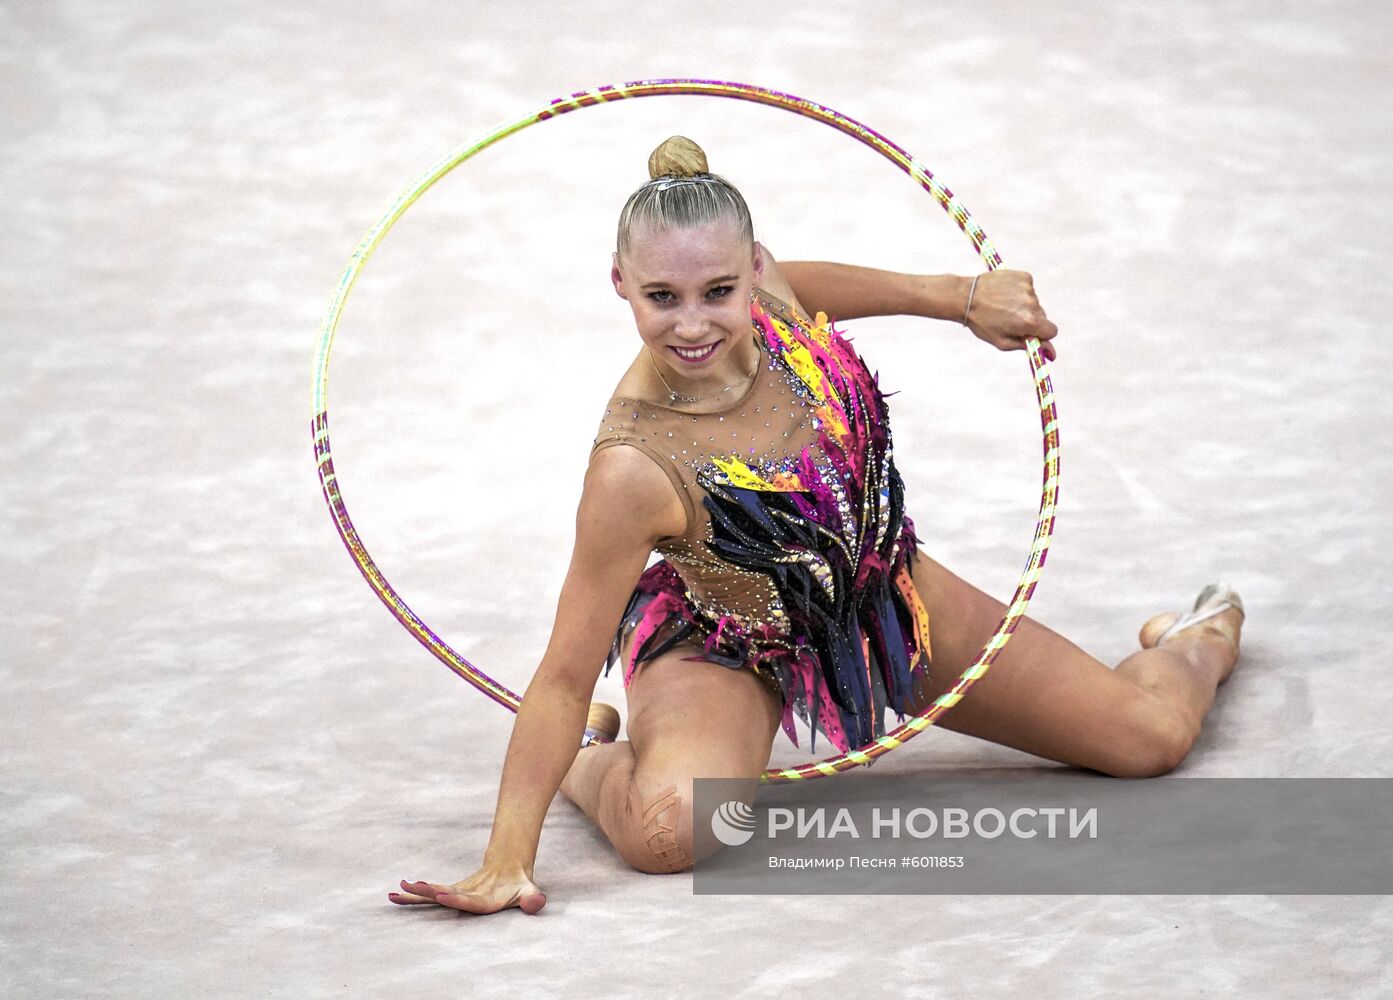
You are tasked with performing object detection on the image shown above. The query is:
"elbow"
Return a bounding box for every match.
[530,654,606,704]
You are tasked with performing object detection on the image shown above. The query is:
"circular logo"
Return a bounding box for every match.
[710,799,757,846]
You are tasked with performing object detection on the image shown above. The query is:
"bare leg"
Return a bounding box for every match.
[906,551,1245,778]
[560,545,1247,868]
[559,638,782,873]
[560,739,692,872]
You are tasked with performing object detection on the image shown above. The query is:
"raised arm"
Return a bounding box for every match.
[777,258,972,323]
[765,248,1059,361]
[392,443,683,915]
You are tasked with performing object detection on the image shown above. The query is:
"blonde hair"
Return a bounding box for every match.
[616,136,755,259]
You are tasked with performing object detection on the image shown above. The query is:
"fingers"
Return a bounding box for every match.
[392,879,455,905]
[390,878,547,915]
[1035,316,1059,361]
[435,890,512,914]
[390,879,490,910]
[1012,295,1057,361]
[432,891,491,913]
[434,885,547,915]
[1015,338,1056,362]
[978,276,1057,349]
[1000,270,1055,339]
[991,329,1056,361]
[388,890,437,905]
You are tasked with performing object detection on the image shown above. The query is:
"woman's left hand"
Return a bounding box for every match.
[963,269,1058,362]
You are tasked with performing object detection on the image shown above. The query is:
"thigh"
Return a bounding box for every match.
[906,549,1155,772]
[608,635,784,869]
[623,634,784,778]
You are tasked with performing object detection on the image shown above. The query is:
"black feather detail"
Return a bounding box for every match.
[699,457,917,750]
[635,616,699,665]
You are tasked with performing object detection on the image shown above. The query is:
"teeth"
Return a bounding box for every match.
[675,343,716,359]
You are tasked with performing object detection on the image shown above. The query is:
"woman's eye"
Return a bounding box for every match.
[649,290,674,303]
[707,285,733,299]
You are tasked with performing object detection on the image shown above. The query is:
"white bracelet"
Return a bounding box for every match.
[962,274,981,326]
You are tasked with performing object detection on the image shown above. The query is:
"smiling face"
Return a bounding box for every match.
[612,220,765,391]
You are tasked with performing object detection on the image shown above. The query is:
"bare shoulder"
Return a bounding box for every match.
[541,442,683,690]
[582,442,688,546]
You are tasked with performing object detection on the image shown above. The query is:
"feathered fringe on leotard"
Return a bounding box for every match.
[603,299,935,756]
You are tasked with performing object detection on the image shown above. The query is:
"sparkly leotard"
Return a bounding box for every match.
[589,288,935,755]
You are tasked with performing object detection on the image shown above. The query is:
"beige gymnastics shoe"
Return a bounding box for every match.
[580,703,621,748]
[1139,582,1245,652]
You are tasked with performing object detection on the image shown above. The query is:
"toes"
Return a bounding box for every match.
[1139,609,1242,653]
[1139,613,1180,649]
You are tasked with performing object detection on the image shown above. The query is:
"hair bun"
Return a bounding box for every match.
[647,135,709,180]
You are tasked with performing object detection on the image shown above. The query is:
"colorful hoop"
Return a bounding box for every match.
[311,78,1061,784]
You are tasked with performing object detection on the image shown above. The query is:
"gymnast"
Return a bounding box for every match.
[388,135,1244,915]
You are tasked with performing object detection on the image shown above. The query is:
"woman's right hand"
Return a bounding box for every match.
[388,862,547,915]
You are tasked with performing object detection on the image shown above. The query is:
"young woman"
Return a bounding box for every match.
[389,136,1245,916]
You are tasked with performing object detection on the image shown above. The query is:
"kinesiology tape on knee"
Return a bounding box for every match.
[635,783,693,873]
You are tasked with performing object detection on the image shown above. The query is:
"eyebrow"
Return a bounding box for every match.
[639,274,740,291]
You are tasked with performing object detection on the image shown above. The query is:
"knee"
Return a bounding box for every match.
[1102,703,1199,779]
[612,775,696,875]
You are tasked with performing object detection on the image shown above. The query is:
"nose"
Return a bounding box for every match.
[673,304,709,342]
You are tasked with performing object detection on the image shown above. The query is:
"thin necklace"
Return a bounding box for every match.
[646,333,761,406]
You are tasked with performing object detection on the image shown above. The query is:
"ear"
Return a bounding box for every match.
[611,252,628,300]
[752,241,766,283]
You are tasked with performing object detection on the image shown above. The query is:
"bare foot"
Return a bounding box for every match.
[1139,598,1245,684]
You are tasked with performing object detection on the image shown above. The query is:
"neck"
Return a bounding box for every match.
[647,333,760,402]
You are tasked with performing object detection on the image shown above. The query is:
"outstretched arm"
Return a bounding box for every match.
[774,256,1059,361]
[778,261,971,323]
[389,446,675,916]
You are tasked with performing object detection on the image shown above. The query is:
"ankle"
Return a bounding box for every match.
[1159,628,1238,681]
